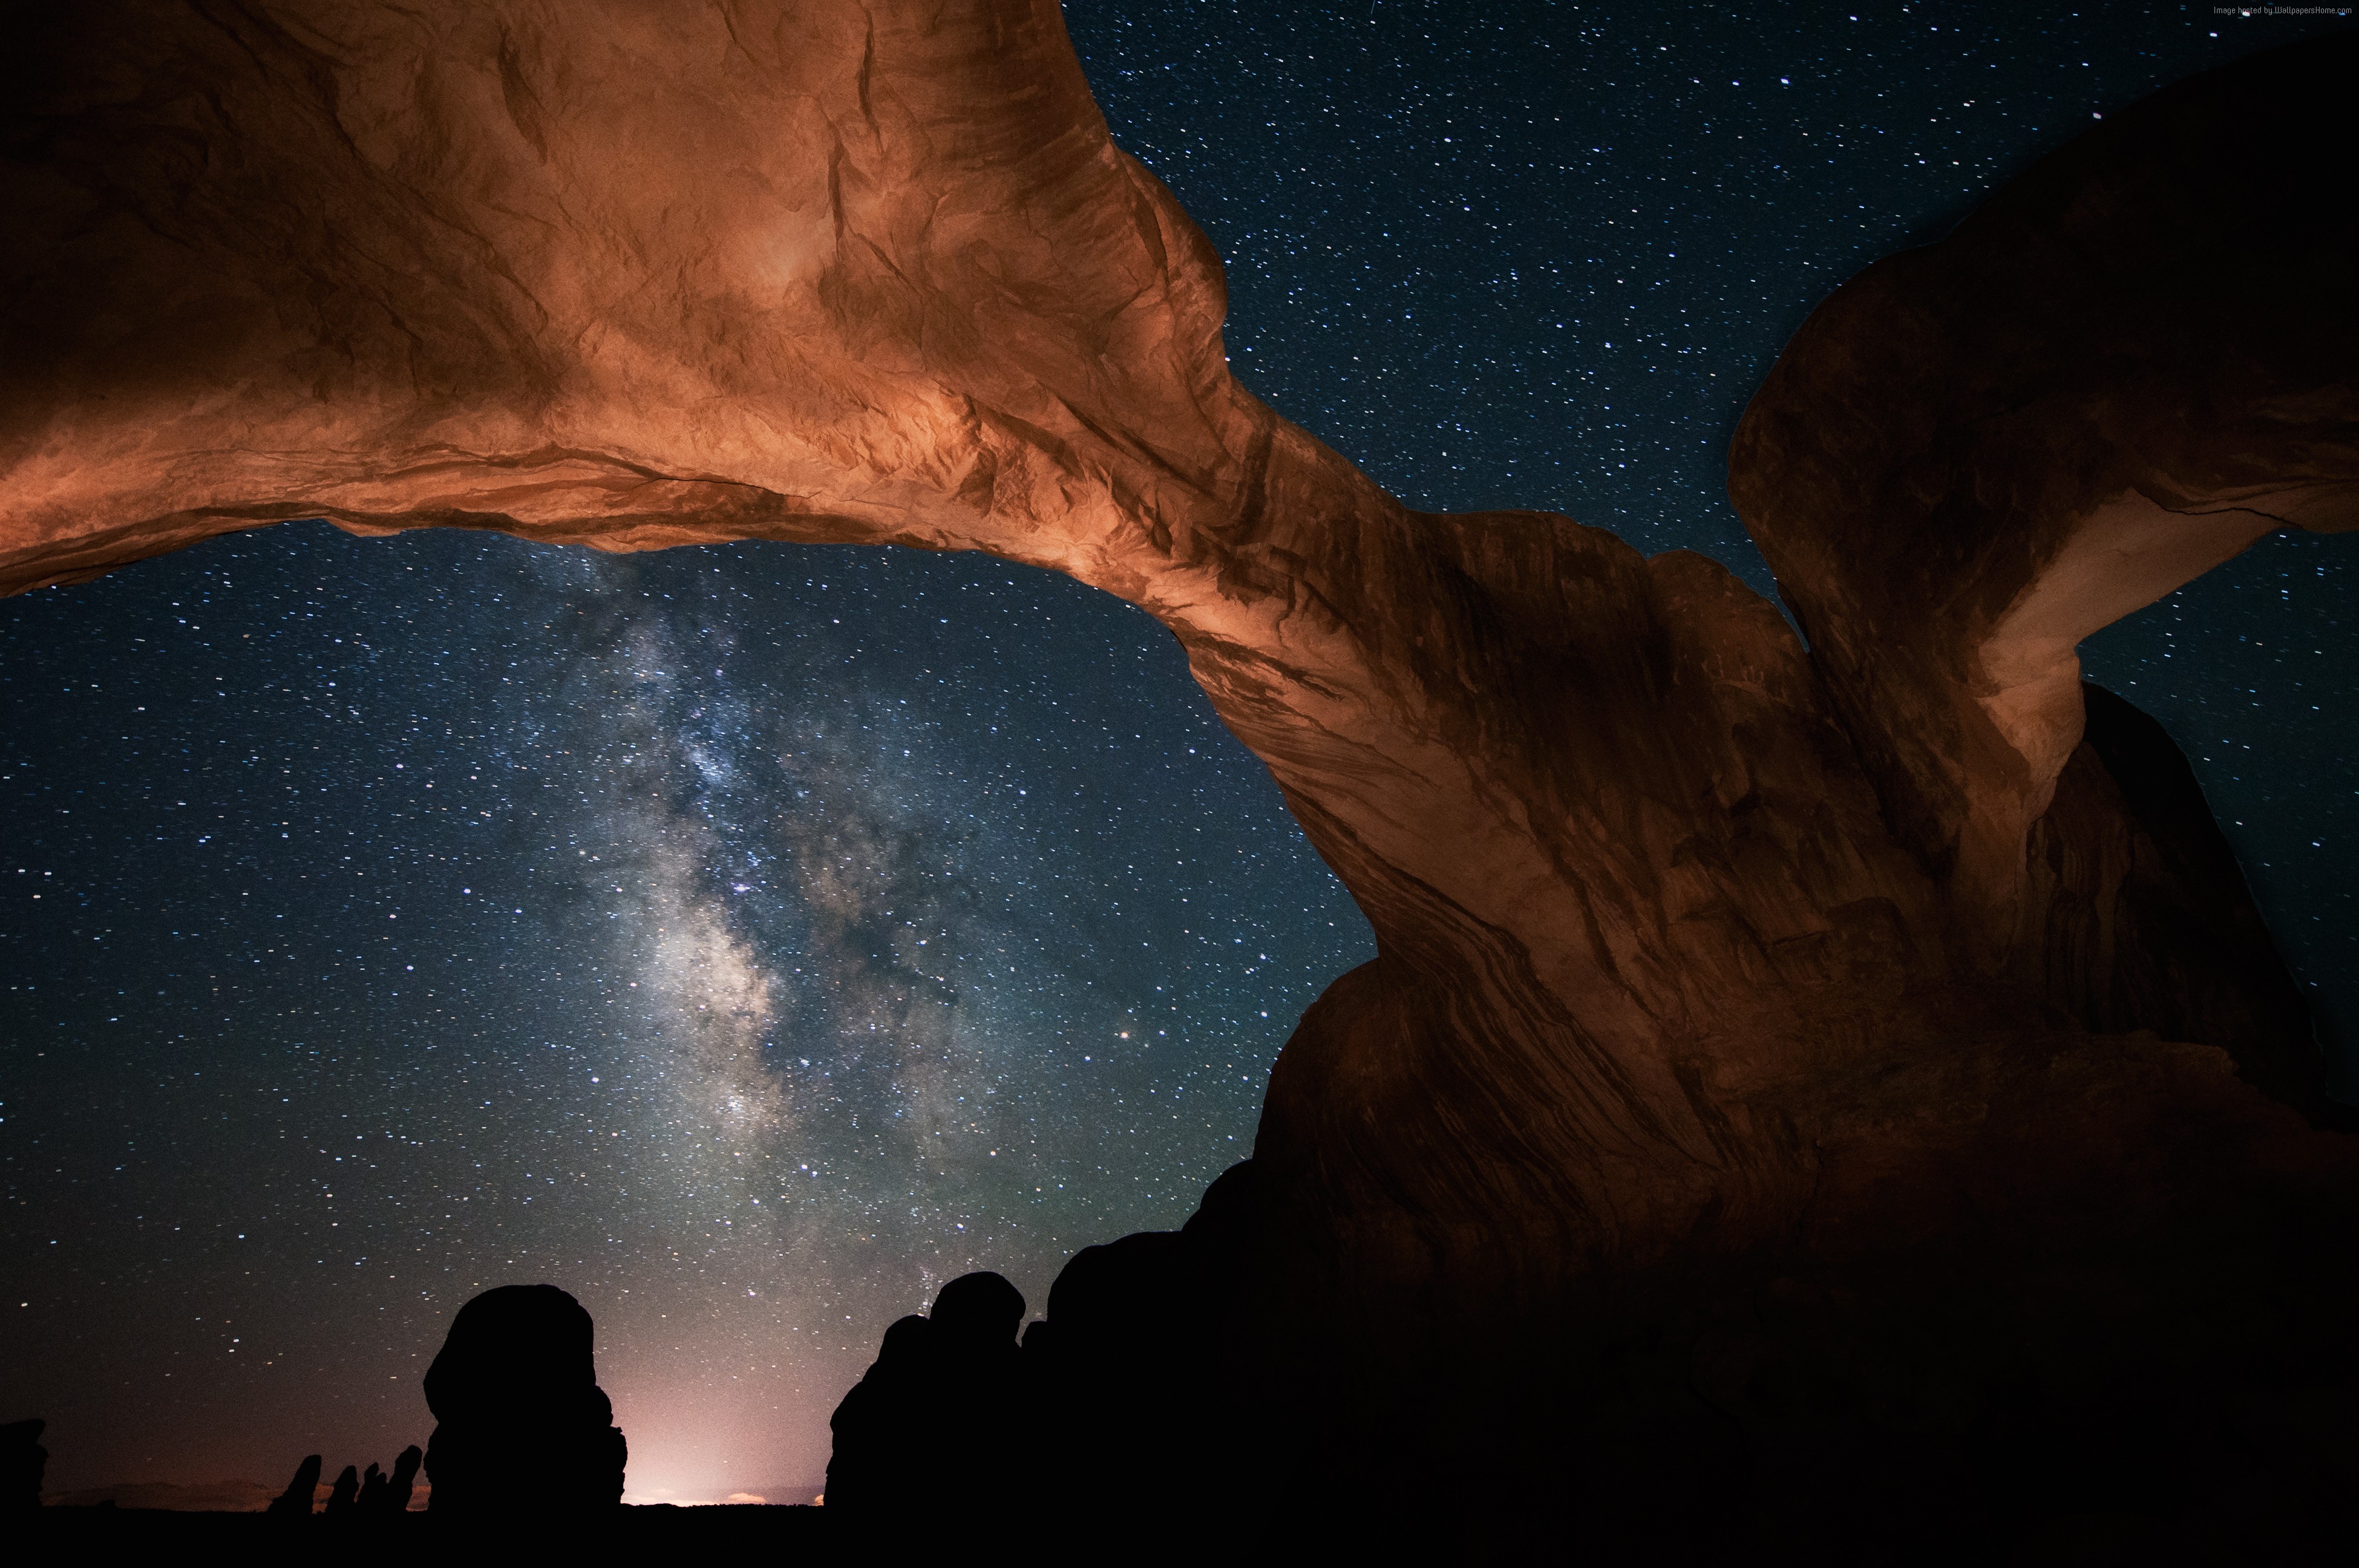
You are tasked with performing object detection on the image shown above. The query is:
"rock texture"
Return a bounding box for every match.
[1729,51,2359,1108]
[5,1,2357,1545]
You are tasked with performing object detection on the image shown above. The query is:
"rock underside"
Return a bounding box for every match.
[4,2,2355,1548]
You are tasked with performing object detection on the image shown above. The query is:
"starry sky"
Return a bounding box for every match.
[4,0,2353,1502]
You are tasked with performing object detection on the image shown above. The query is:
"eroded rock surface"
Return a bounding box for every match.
[1729,44,2359,1103]
[5,2,2355,1546]
[0,0,1970,1270]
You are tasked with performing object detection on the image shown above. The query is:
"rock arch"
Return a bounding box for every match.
[6,4,2357,1541]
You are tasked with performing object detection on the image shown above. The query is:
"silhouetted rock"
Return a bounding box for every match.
[926,1272,1030,1522]
[352,1462,383,1514]
[5,2,2359,1550]
[266,1454,321,1517]
[826,1273,1030,1524]
[423,1284,626,1520]
[1024,1226,1258,1537]
[378,1445,422,1515]
[322,1464,359,1516]
[1,1419,44,1510]
[825,1313,931,1517]
[826,1236,1268,1534]
[930,1270,1025,1350]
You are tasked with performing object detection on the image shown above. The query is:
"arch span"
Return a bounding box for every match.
[5,2,2356,1408]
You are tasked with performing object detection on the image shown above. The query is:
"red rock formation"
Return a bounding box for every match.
[5,3,2356,1541]
[1,0,1945,1266]
[1730,47,2358,1110]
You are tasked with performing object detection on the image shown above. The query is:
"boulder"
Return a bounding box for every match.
[422,1285,625,1519]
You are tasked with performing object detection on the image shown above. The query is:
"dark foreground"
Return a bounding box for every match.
[18,1504,828,1557]
[13,1498,2351,1566]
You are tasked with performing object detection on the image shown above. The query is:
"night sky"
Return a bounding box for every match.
[5,1,2353,1502]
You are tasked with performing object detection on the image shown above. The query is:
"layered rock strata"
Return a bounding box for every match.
[1729,51,2358,1107]
[4,2,2355,1543]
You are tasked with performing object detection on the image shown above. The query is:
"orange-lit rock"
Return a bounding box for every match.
[1730,47,2358,1107]
[0,0,1947,1269]
[4,4,2356,1542]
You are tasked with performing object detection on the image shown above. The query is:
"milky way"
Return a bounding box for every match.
[1,536,1367,1495]
[4,0,2353,1500]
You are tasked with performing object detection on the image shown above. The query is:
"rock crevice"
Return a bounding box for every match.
[5,6,2357,1538]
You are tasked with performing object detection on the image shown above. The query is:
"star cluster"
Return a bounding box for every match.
[4,0,2352,1501]
[1,538,1367,1495]
[1070,0,2357,1079]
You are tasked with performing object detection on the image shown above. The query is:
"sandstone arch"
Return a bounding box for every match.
[6,3,2357,1542]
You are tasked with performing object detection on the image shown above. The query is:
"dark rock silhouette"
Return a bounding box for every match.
[999,1165,1274,1538]
[423,1285,626,1519]
[924,1272,1030,1523]
[828,1233,1272,1538]
[375,1445,422,1515]
[1026,1232,1211,1530]
[824,1313,932,1515]
[931,1270,1026,1350]
[1,1419,44,1510]
[3,1,2358,1550]
[825,1273,1030,1523]
[265,1454,321,1517]
[263,1444,422,1520]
